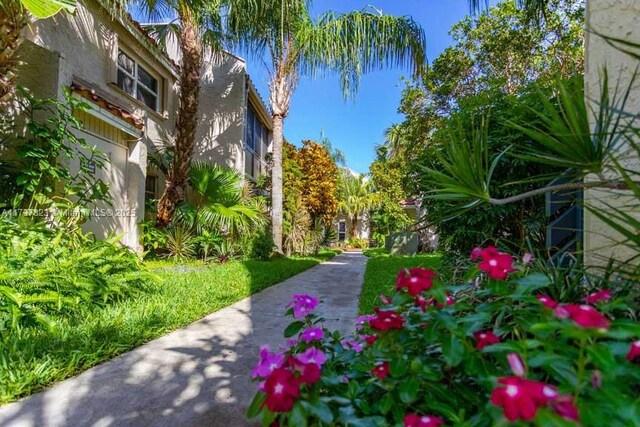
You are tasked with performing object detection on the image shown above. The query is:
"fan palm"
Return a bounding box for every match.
[338,172,380,239]
[227,0,427,252]
[176,161,265,237]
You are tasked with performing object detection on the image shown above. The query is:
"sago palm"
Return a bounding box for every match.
[338,172,380,239]
[176,161,265,237]
[227,0,427,252]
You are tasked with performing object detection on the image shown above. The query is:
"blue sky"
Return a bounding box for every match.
[132,1,491,173]
[244,1,476,173]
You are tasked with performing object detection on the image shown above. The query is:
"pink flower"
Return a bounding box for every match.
[396,268,438,296]
[474,330,500,350]
[551,395,580,422]
[437,293,455,307]
[379,294,392,304]
[490,377,558,421]
[300,327,324,343]
[536,294,558,309]
[470,247,483,261]
[404,414,445,427]
[288,357,321,385]
[554,304,610,329]
[415,295,429,312]
[369,308,405,331]
[476,246,516,280]
[356,314,375,330]
[252,346,285,378]
[342,339,363,353]
[522,252,534,266]
[627,340,640,363]
[585,290,611,304]
[287,294,319,318]
[297,347,326,366]
[263,368,300,412]
[362,334,378,345]
[507,353,526,377]
[371,361,390,379]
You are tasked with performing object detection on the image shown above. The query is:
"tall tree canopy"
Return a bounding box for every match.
[378,0,584,254]
[227,0,427,252]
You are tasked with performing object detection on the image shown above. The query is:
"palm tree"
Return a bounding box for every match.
[227,0,427,252]
[0,0,76,105]
[132,0,229,228]
[338,171,380,240]
[176,161,265,237]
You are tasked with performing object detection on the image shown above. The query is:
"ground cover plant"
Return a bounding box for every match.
[0,250,339,404]
[359,252,442,315]
[248,247,640,426]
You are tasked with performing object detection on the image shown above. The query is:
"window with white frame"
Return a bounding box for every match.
[116,49,159,111]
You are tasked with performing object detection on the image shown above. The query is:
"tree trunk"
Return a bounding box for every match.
[156,9,203,227]
[351,215,358,239]
[0,1,29,107]
[271,113,284,252]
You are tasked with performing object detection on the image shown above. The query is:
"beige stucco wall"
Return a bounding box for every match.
[334,212,370,241]
[583,0,640,266]
[17,0,178,250]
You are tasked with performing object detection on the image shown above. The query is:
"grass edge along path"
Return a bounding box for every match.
[359,251,442,314]
[0,250,339,405]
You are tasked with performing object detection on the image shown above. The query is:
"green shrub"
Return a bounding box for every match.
[0,217,154,333]
[347,237,369,249]
[250,229,275,260]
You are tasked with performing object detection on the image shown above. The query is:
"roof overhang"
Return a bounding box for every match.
[246,75,272,130]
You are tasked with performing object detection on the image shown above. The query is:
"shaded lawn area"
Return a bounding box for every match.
[0,250,338,404]
[359,252,442,314]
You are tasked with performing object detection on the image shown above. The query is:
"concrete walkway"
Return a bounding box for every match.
[0,252,367,427]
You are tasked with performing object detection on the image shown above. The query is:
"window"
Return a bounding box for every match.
[145,175,157,201]
[116,50,159,111]
[244,104,269,179]
[338,220,346,242]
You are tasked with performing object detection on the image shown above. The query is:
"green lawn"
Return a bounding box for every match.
[0,250,338,404]
[359,252,442,314]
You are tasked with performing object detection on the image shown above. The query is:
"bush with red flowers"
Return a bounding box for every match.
[248,248,640,426]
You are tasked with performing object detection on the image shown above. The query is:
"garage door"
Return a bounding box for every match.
[73,110,131,243]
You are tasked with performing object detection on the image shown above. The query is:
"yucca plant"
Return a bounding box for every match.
[163,226,196,262]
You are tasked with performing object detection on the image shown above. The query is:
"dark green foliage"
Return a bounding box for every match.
[0,217,154,333]
[385,1,584,256]
[250,228,275,260]
[1,89,111,213]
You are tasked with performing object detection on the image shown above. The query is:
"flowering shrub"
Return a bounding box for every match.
[248,248,640,426]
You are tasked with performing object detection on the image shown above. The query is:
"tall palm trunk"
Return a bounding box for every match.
[271,113,284,252]
[269,70,293,253]
[0,0,29,107]
[156,9,203,227]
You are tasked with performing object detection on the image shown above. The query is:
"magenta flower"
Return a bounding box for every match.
[300,327,324,343]
[356,314,375,330]
[342,339,363,353]
[507,353,526,377]
[288,294,319,318]
[585,290,612,304]
[537,294,558,309]
[522,252,534,265]
[297,347,327,366]
[252,345,285,378]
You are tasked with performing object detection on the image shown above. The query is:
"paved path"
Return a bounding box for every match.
[0,252,367,427]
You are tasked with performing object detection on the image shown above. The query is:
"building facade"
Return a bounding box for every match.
[15,0,272,249]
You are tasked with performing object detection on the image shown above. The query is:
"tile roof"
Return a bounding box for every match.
[71,76,144,130]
